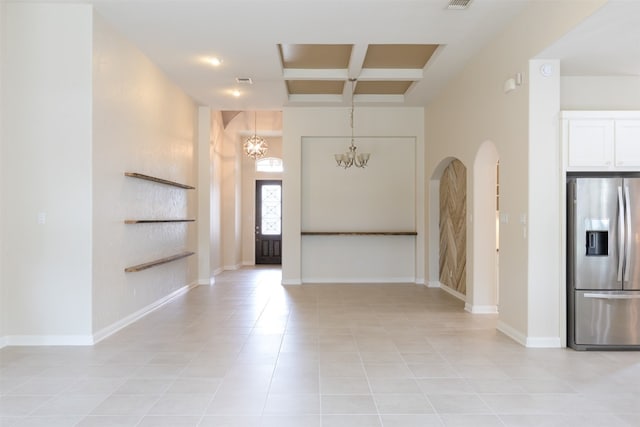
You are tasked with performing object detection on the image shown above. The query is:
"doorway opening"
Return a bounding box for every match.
[255,180,282,264]
[470,140,500,313]
[439,159,467,297]
[428,145,499,314]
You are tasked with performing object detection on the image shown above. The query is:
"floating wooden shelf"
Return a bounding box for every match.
[124,219,196,224]
[301,231,417,236]
[124,251,195,273]
[125,172,195,189]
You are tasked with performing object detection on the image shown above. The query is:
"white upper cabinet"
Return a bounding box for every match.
[567,119,614,169]
[614,120,640,168]
[562,112,640,171]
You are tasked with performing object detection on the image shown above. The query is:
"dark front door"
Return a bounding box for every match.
[255,180,282,264]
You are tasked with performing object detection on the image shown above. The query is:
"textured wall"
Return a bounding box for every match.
[92,11,197,335]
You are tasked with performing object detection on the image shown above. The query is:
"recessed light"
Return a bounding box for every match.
[232,90,241,97]
[208,57,223,66]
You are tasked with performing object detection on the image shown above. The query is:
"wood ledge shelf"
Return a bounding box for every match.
[301,231,417,236]
[125,219,196,224]
[124,251,195,273]
[125,172,195,189]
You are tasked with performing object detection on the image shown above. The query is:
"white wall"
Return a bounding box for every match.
[221,118,243,270]
[198,107,212,284]
[210,111,224,276]
[424,0,605,346]
[470,141,499,314]
[0,0,5,346]
[561,76,640,110]
[91,12,197,337]
[528,59,561,347]
[1,4,94,344]
[282,107,425,285]
[301,135,416,283]
[302,137,415,231]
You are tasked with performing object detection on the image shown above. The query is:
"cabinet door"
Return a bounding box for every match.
[614,120,640,168]
[567,120,614,169]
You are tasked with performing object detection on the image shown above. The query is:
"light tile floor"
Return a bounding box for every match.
[1,267,640,426]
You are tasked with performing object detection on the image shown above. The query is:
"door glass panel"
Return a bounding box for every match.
[261,184,281,235]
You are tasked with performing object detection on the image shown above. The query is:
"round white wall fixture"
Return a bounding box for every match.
[540,63,553,77]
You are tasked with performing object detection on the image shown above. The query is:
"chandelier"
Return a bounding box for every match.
[334,78,370,169]
[244,112,268,159]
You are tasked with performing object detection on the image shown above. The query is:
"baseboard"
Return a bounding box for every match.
[415,278,425,285]
[525,336,562,348]
[281,279,302,285]
[464,304,498,314]
[440,284,466,301]
[5,334,94,346]
[427,281,442,288]
[92,281,198,345]
[223,264,242,271]
[497,320,527,346]
[301,277,416,284]
[497,321,561,348]
[0,335,9,349]
[198,278,213,286]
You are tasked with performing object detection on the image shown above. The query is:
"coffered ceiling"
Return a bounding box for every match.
[280,43,439,103]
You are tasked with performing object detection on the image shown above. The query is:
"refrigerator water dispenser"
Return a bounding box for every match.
[586,230,608,256]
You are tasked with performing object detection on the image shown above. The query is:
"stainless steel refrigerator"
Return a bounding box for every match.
[567,175,640,350]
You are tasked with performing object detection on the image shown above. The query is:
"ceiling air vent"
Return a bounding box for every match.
[447,0,472,10]
[235,77,253,84]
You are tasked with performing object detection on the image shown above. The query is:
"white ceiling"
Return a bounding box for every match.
[89,0,533,110]
[17,0,637,111]
[537,0,640,77]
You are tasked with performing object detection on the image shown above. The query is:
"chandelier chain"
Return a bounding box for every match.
[334,78,370,169]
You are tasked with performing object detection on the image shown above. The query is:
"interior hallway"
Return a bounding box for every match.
[1,267,639,426]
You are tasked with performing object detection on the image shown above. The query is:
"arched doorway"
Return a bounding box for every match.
[428,147,499,314]
[439,159,467,297]
[428,157,467,301]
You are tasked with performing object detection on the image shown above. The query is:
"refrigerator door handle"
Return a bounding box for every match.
[625,185,632,282]
[618,186,625,282]
[584,292,640,300]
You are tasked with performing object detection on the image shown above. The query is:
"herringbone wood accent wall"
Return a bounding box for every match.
[439,159,466,295]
